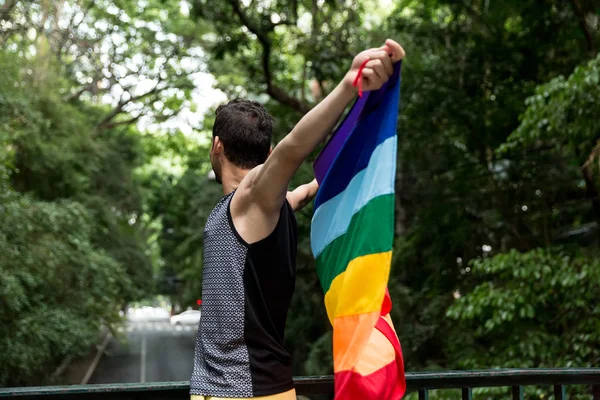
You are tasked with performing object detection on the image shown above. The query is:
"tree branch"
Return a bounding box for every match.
[583,140,600,174]
[272,20,296,27]
[62,82,94,102]
[457,0,498,38]
[311,0,318,35]
[570,0,596,53]
[74,0,95,30]
[290,0,298,24]
[226,0,269,45]
[0,0,18,22]
[226,0,310,113]
[301,59,307,102]
[101,114,143,130]
[97,81,163,128]
[0,23,27,45]
[56,1,94,60]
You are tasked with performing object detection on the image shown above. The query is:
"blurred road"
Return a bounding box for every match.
[89,310,197,384]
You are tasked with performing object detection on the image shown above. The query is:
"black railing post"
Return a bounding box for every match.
[461,387,472,400]
[592,384,600,400]
[554,384,566,400]
[418,389,429,400]
[512,385,524,400]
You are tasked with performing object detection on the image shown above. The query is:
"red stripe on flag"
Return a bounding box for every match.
[334,358,404,400]
[376,316,405,385]
[334,313,406,400]
[381,289,392,315]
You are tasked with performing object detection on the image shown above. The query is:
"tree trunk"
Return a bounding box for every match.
[570,0,596,54]
[582,166,600,225]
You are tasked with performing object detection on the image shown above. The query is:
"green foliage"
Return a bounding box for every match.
[381,0,600,370]
[0,196,131,386]
[157,165,223,305]
[0,50,153,301]
[1,0,600,387]
[182,0,600,376]
[504,52,600,174]
[304,331,333,376]
[447,249,600,369]
[0,4,157,382]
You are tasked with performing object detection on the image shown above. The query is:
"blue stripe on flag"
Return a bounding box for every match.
[314,81,400,209]
[311,135,397,257]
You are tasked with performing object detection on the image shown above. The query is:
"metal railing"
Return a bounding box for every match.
[0,369,599,399]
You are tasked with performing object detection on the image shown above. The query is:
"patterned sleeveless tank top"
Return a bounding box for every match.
[190,191,297,398]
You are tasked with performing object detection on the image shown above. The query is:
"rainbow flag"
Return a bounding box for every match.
[311,62,405,400]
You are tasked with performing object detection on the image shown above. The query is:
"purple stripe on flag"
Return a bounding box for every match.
[313,62,402,184]
[313,92,371,184]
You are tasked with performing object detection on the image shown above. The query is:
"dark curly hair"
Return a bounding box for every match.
[212,99,273,169]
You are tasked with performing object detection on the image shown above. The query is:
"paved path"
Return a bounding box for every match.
[89,320,197,384]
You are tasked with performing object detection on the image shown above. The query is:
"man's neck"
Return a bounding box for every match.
[221,165,250,195]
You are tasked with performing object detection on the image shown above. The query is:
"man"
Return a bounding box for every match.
[191,39,405,400]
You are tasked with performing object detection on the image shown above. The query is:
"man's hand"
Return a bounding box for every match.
[343,39,406,92]
[287,179,319,212]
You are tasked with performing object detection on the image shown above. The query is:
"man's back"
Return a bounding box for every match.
[190,192,297,398]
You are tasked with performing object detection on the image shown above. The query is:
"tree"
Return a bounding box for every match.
[0,79,133,384]
[2,0,600,385]
[182,0,600,374]
[503,53,600,225]
[2,0,203,131]
[383,0,599,368]
[445,248,600,399]
[0,196,132,386]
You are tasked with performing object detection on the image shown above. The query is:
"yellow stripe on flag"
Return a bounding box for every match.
[324,251,392,323]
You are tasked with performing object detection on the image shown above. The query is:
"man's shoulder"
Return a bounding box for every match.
[230,164,264,208]
[237,164,264,192]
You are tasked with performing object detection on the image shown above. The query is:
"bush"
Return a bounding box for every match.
[0,196,132,386]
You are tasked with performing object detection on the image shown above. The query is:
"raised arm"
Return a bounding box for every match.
[232,40,405,242]
[287,179,319,212]
[254,40,403,205]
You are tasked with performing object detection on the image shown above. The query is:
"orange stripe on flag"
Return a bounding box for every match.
[332,312,380,373]
[334,313,406,399]
[354,320,397,376]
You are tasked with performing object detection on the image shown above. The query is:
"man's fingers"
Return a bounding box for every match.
[354,48,381,68]
[380,54,393,76]
[350,40,404,92]
[366,59,386,81]
[365,49,393,76]
[361,69,378,85]
[361,69,383,90]
[383,39,405,62]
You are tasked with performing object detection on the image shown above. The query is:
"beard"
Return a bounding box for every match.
[209,157,222,184]
[210,165,222,184]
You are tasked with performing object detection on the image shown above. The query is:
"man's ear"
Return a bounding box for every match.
[212,136,223,154]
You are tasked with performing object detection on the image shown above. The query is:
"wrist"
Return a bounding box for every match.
[340,72,357,93]
[337,73,358,101]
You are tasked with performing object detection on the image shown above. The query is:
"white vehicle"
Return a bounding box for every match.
[170,310,201,326]
[126,306,170,322]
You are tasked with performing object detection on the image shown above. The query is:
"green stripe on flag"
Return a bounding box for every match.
[316,194,394,293]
